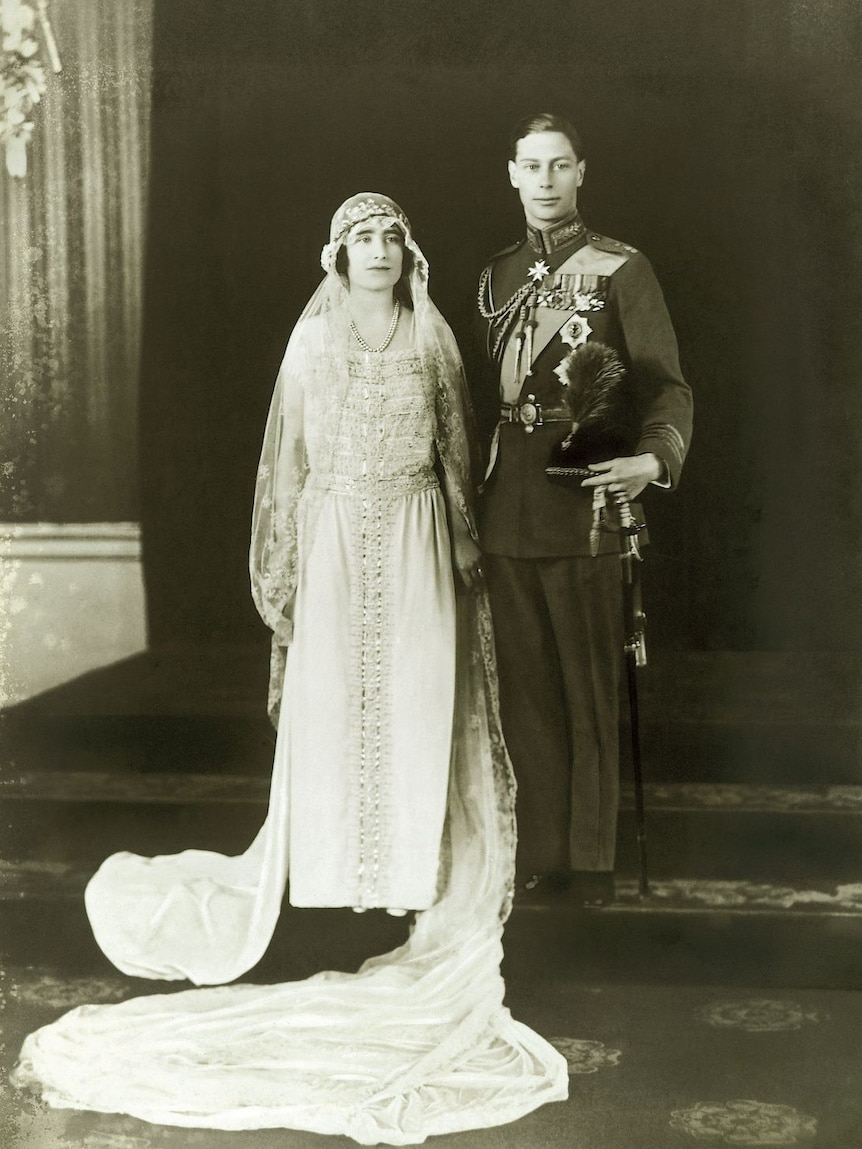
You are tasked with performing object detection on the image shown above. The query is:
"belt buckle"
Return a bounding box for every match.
[519,395,542,434]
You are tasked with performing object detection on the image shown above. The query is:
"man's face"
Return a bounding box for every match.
[508,131,585,229]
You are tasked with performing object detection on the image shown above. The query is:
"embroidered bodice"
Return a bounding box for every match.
[306,350,438,496]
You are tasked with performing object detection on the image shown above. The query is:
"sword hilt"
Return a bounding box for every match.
[615,494,647,667]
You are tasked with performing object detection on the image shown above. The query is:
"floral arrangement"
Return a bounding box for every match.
[1,0,60,177]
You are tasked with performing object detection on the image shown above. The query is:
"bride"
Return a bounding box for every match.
[13,193,568,1144]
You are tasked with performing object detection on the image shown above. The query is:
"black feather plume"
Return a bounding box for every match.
[546,342,635,481]
[558,342,627,426]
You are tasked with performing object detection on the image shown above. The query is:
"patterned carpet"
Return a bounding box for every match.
[2,944,861,1148]
[2,648,860,1147]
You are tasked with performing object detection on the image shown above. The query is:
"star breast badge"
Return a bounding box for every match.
[527,259,550,283]
[560,313,592,349]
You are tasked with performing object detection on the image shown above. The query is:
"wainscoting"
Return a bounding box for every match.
[0,523,147,706]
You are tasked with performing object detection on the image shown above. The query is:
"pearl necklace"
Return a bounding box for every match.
[350,301,401,353]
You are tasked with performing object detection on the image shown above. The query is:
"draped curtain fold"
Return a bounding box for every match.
[1,0,153,522]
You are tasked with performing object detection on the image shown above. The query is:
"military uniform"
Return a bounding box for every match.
[477,212,692,879]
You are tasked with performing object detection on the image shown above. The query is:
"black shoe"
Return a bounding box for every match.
[570,870,615,908]
[519,870,573,897]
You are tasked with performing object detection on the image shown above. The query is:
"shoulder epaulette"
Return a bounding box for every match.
[587,232,638,256]
[485,238,525,267]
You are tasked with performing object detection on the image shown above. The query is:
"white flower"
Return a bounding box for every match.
[1,1,51,176]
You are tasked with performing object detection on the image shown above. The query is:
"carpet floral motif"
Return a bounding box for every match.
[638,783,862,813]
[66,1126,211,1149]
[615,878,862,913]
[60,1135,155,1149]
[549,1037,622,1074]
[695,999,824,1032]
[670,1100,817,1145]
[9,971,130,1009]
[13,1110,210,1149]
[11,1107,212,1149]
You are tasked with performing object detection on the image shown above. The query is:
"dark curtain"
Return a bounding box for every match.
[138,0,862,651]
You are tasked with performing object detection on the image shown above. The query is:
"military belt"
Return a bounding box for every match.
[500,399,570,434]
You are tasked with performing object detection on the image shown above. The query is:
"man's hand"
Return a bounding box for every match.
[579,453,663,502]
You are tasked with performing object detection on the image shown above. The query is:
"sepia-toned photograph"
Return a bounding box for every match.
[1,2,860,1147]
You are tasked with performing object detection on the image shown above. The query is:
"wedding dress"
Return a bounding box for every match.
[13,194,568,1143]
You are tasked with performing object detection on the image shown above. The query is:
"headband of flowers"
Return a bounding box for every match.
[320,193,425,278]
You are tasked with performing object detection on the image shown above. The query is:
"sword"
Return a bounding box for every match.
[523,292,538,380]
[511,305,528,390]
[616,494,649,899]
[511,295,538,392]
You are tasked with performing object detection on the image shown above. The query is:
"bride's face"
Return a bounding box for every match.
[343,217,404,293]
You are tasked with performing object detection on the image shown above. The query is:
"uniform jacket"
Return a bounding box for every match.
[477,216,693,558]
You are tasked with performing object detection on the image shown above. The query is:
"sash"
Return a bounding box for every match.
[484,244,630,483]
[499,246,629,404]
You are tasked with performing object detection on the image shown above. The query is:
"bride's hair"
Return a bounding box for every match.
[333,230,416,306]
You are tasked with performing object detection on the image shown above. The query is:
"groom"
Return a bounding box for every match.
[476,113,693,906]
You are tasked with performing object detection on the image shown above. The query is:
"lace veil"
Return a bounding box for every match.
[250,193,476,717]
[14,194,568,1144]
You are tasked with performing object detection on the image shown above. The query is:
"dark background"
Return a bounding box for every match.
[137,0,862,654]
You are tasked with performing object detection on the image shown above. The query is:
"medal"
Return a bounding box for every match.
[526,259,550,283]
[559,313,593,350]
[536,273,609,312]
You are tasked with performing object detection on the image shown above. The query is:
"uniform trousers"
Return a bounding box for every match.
[484,552,624,874]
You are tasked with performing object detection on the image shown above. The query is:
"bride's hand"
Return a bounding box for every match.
[273,614,294,647]
[451,527,483,592]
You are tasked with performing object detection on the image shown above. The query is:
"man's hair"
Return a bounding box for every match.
[508,113,584,162]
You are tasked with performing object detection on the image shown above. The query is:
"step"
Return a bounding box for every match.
[1,863,859,990]
[8,649,857,727]
[4,711,859,786]
[3,859,861,915]
[626,650,862,784]
[3,772,861,884]
[616,783,862,884]
[0,714,277,777]
[2,648,860,786]
[626,722,862,785]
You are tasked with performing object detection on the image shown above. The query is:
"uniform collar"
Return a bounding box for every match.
[526,212,586,254]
